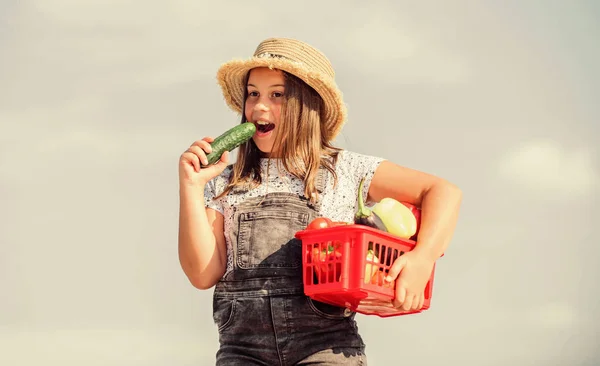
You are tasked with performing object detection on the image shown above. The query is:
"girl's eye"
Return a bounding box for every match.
[247,90,283,98]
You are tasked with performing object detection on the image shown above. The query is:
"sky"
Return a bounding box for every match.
[1,0,599,365]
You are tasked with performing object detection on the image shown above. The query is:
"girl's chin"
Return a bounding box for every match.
[252,139,275,156]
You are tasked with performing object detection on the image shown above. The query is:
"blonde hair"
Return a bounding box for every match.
[216,70,341,203]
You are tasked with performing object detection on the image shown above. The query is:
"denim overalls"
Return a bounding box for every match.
[212,167,367,365]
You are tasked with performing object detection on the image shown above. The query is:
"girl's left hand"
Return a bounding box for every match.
[384,250,436,311]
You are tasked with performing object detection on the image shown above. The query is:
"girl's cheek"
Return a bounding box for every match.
[272,106,281,123]
[244,101,253,120]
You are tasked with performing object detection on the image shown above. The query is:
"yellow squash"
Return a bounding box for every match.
[371,198,418,239]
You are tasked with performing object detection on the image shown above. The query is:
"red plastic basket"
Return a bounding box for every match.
[295,224,439,318]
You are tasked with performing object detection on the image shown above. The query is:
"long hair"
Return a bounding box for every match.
[215,70,341,203]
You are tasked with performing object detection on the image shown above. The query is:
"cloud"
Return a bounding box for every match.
[319,4,470,84]
[0,96,115,159]
[527,302,578,329]
[344,24,468,84]
[497,138,599,199]
[1,0,473,171]
[2,0,271,108]
[28,0,262,30]
[0,95,193,186]
[0,326,218,365]
[12,0,469,92]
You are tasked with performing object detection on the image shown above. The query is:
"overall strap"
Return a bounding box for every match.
[314,164,327,194]
[307,164,329,210]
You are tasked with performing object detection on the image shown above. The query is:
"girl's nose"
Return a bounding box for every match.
[254,101,269,112]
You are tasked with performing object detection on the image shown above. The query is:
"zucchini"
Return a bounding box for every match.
[202,122,256,166]
[354,176,388,232]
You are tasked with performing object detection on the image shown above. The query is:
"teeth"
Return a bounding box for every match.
[256,121,270,125]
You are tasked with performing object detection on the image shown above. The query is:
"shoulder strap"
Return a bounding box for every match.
[314,164,327,193]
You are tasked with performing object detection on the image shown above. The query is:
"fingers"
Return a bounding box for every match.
[190,139,213,165]
[393,288,420,311]
[218,151,230,165]
[212,151,230,171]
[178,138,227,186]
[387,254,428,312]
[393,285,406,308]
[385,256,407,283]
[403,294,415,311]
[189,145,209,166]
[180,138,213,171]
[191,139,213,154]
[199,150,229,178]
[417,293,425,310]
[393,289,425,312]
[181,150,200,172]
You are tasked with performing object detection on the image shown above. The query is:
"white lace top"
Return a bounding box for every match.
[204,150,385,275]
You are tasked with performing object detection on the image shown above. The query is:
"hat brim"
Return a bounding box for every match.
[216,57,346,141]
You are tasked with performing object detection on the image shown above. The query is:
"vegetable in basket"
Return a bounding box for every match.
[371,198,417,239]
[354,177,388,231]
[355,175,418,240]
[310,242,342,283]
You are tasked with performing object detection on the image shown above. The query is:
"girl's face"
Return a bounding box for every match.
[244,67,285,156]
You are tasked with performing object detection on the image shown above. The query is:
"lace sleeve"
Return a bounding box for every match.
[343,150,385,205]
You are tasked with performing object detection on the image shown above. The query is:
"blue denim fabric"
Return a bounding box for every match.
[212,168,367,365]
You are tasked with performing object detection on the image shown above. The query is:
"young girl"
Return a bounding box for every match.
[178,37,462,365]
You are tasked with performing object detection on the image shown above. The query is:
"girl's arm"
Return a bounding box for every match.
[178,184,228,290]
[368,160,463,260]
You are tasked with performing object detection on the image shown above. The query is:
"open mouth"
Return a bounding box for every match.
[255,121,275,133]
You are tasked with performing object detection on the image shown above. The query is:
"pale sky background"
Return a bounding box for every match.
[1,0,599,365]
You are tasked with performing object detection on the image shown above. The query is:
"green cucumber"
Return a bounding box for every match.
[202,122,256,166]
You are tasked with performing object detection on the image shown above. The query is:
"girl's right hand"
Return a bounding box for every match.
[179,137,230,187]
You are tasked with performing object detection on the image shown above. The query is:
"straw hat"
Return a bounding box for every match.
[216,37,347,141]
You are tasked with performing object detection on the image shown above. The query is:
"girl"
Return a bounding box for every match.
[178,37,462,365]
